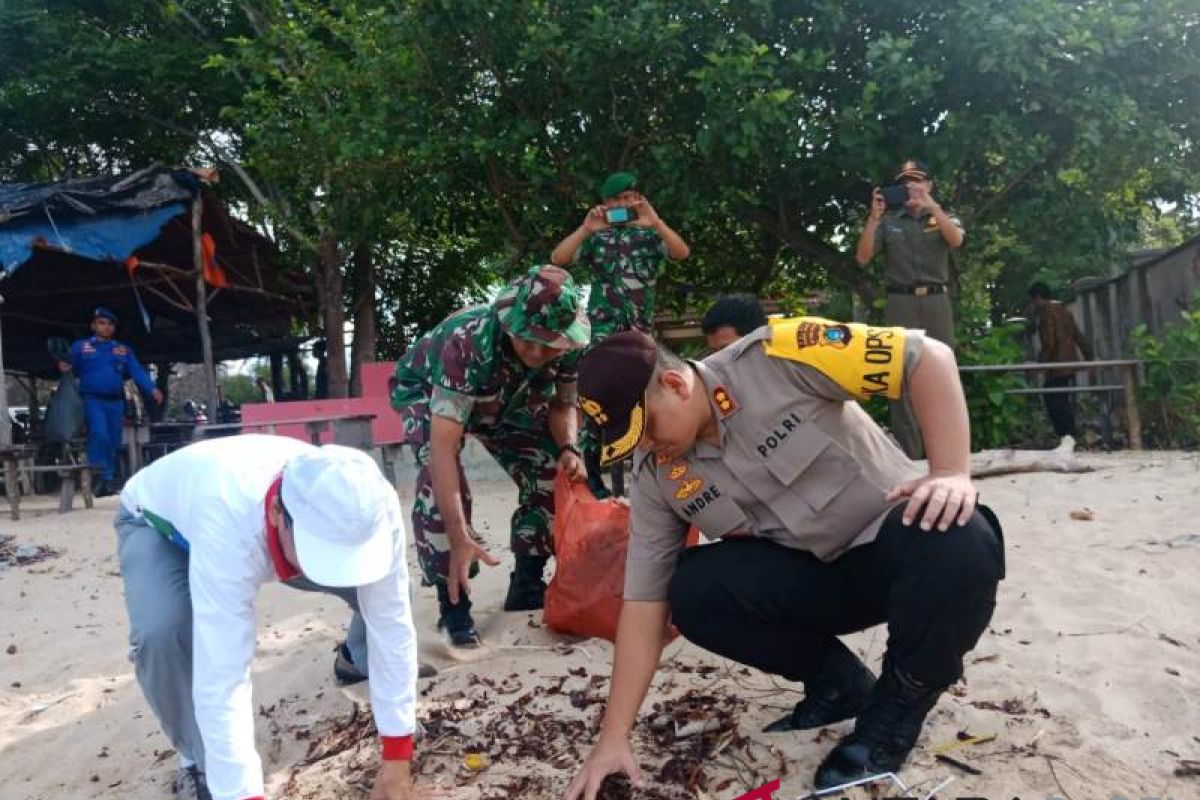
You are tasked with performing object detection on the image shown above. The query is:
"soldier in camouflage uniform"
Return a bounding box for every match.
[391,265,590,649]
[550,171,691,494]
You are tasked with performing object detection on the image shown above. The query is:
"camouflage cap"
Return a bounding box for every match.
[601,171,638,200]
[578,330,657,466]
[494,265,591,350]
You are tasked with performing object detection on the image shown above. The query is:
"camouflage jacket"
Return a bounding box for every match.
[391,304,579,435]
[573,226,669,341]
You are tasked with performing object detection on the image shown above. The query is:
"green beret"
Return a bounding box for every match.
[600,171,638,200]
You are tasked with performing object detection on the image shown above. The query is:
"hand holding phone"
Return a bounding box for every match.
[604,206,637,225]
[880,184,910,209]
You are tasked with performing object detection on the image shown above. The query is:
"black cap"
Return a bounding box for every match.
[893,159,930,182]
[93,306,118,323]
[577,331,657,466]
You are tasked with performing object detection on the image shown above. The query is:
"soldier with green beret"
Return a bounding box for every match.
[390,265,590,650]
[551,171,691,495]
[551,171,690,341]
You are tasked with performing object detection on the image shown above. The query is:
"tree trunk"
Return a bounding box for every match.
[269,353,284,400]
[349,243,378,397]
[192,196,220,416]
[287,351,308,399]
[154,363,172,423]
[317,231,349,398]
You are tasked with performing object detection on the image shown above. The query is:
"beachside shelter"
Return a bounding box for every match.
[0,165,314,444]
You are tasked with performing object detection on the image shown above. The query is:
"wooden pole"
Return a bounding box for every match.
[0,291,11,448]
[1121,362,1143,450]
[192,196,219,418]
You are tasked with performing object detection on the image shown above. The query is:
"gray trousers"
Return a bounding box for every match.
[284,576,368,669]
[885,292,956,460]
[115,508,367,771]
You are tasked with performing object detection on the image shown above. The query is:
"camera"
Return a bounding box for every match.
[880,184,910,209]
[605,206,638,225]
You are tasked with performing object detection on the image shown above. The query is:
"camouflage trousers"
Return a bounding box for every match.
[400,403,558,586]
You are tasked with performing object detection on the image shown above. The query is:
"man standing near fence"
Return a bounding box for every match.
[59,306,162,496]
[855,160,964,459]
[1029,282,1093,439]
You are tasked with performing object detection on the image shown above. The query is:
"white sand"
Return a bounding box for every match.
[2,451,1199,800]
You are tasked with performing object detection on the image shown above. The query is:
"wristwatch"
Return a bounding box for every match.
[559,443,582,458]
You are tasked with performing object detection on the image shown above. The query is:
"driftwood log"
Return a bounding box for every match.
[964,437,1095,479]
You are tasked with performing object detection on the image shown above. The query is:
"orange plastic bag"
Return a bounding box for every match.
[545,475,697,642]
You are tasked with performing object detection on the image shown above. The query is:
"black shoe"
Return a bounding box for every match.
[436,584,482,650]
[93,477,114,498]
[813,659,946,789]
[764,646,876,733]
[503,554,548,612]
[334,640,437,682]
[175,765,213,800]
[333,642,367,686]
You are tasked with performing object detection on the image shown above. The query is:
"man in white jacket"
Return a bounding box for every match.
[116,435,419,800]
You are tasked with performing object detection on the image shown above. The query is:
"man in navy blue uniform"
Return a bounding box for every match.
[60,307,162,496]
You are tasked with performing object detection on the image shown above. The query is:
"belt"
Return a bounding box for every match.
[887,284,947,297]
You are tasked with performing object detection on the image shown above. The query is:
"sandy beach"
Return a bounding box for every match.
[2,450,1199,800]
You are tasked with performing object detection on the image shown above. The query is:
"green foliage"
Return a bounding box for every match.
[955,321,1034,450]
[220,373,260,406]
[1,0,1198,359]
[0,1,249,181]
[1132,299,1200,448]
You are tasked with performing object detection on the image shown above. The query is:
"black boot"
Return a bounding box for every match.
[436,584,481,649]
[503,554,548,612]
[813,659,946,789]
[335,640,438,682]
[333,642,368,686]
[93,477,114,498]
[764,645,876,733]
[175,765,213,800]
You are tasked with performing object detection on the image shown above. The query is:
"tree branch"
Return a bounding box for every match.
[485,157,526,249]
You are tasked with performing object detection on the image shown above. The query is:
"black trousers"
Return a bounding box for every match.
[1043,375,1076,437]
[668,506,1004,688]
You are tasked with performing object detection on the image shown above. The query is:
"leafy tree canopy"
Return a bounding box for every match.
[2,0,1197,353]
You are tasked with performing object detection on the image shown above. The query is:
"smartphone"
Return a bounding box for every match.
[881,184,910,209]
[604,206,637,225]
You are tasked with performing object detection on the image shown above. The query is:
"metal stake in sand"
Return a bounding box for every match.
[795,771,911,799]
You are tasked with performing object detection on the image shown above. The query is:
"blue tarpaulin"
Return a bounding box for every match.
[0,165,312,375]
[0,203,189,273]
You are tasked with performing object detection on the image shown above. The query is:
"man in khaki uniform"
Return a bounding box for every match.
[564,318,1004,797]
[856,160,964,459]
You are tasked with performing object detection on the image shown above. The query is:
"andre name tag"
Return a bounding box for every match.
[763,316,907,401]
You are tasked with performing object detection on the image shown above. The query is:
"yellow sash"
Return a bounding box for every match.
[763,316,908,401]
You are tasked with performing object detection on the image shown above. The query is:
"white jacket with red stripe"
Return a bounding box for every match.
[120,435,417,800]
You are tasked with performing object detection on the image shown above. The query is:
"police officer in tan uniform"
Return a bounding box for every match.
[563,318,1004,797]
[855,160,964,460]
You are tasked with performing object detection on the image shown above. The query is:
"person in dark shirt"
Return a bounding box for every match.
[700,294,768,353]
[1029,282,1093,438]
